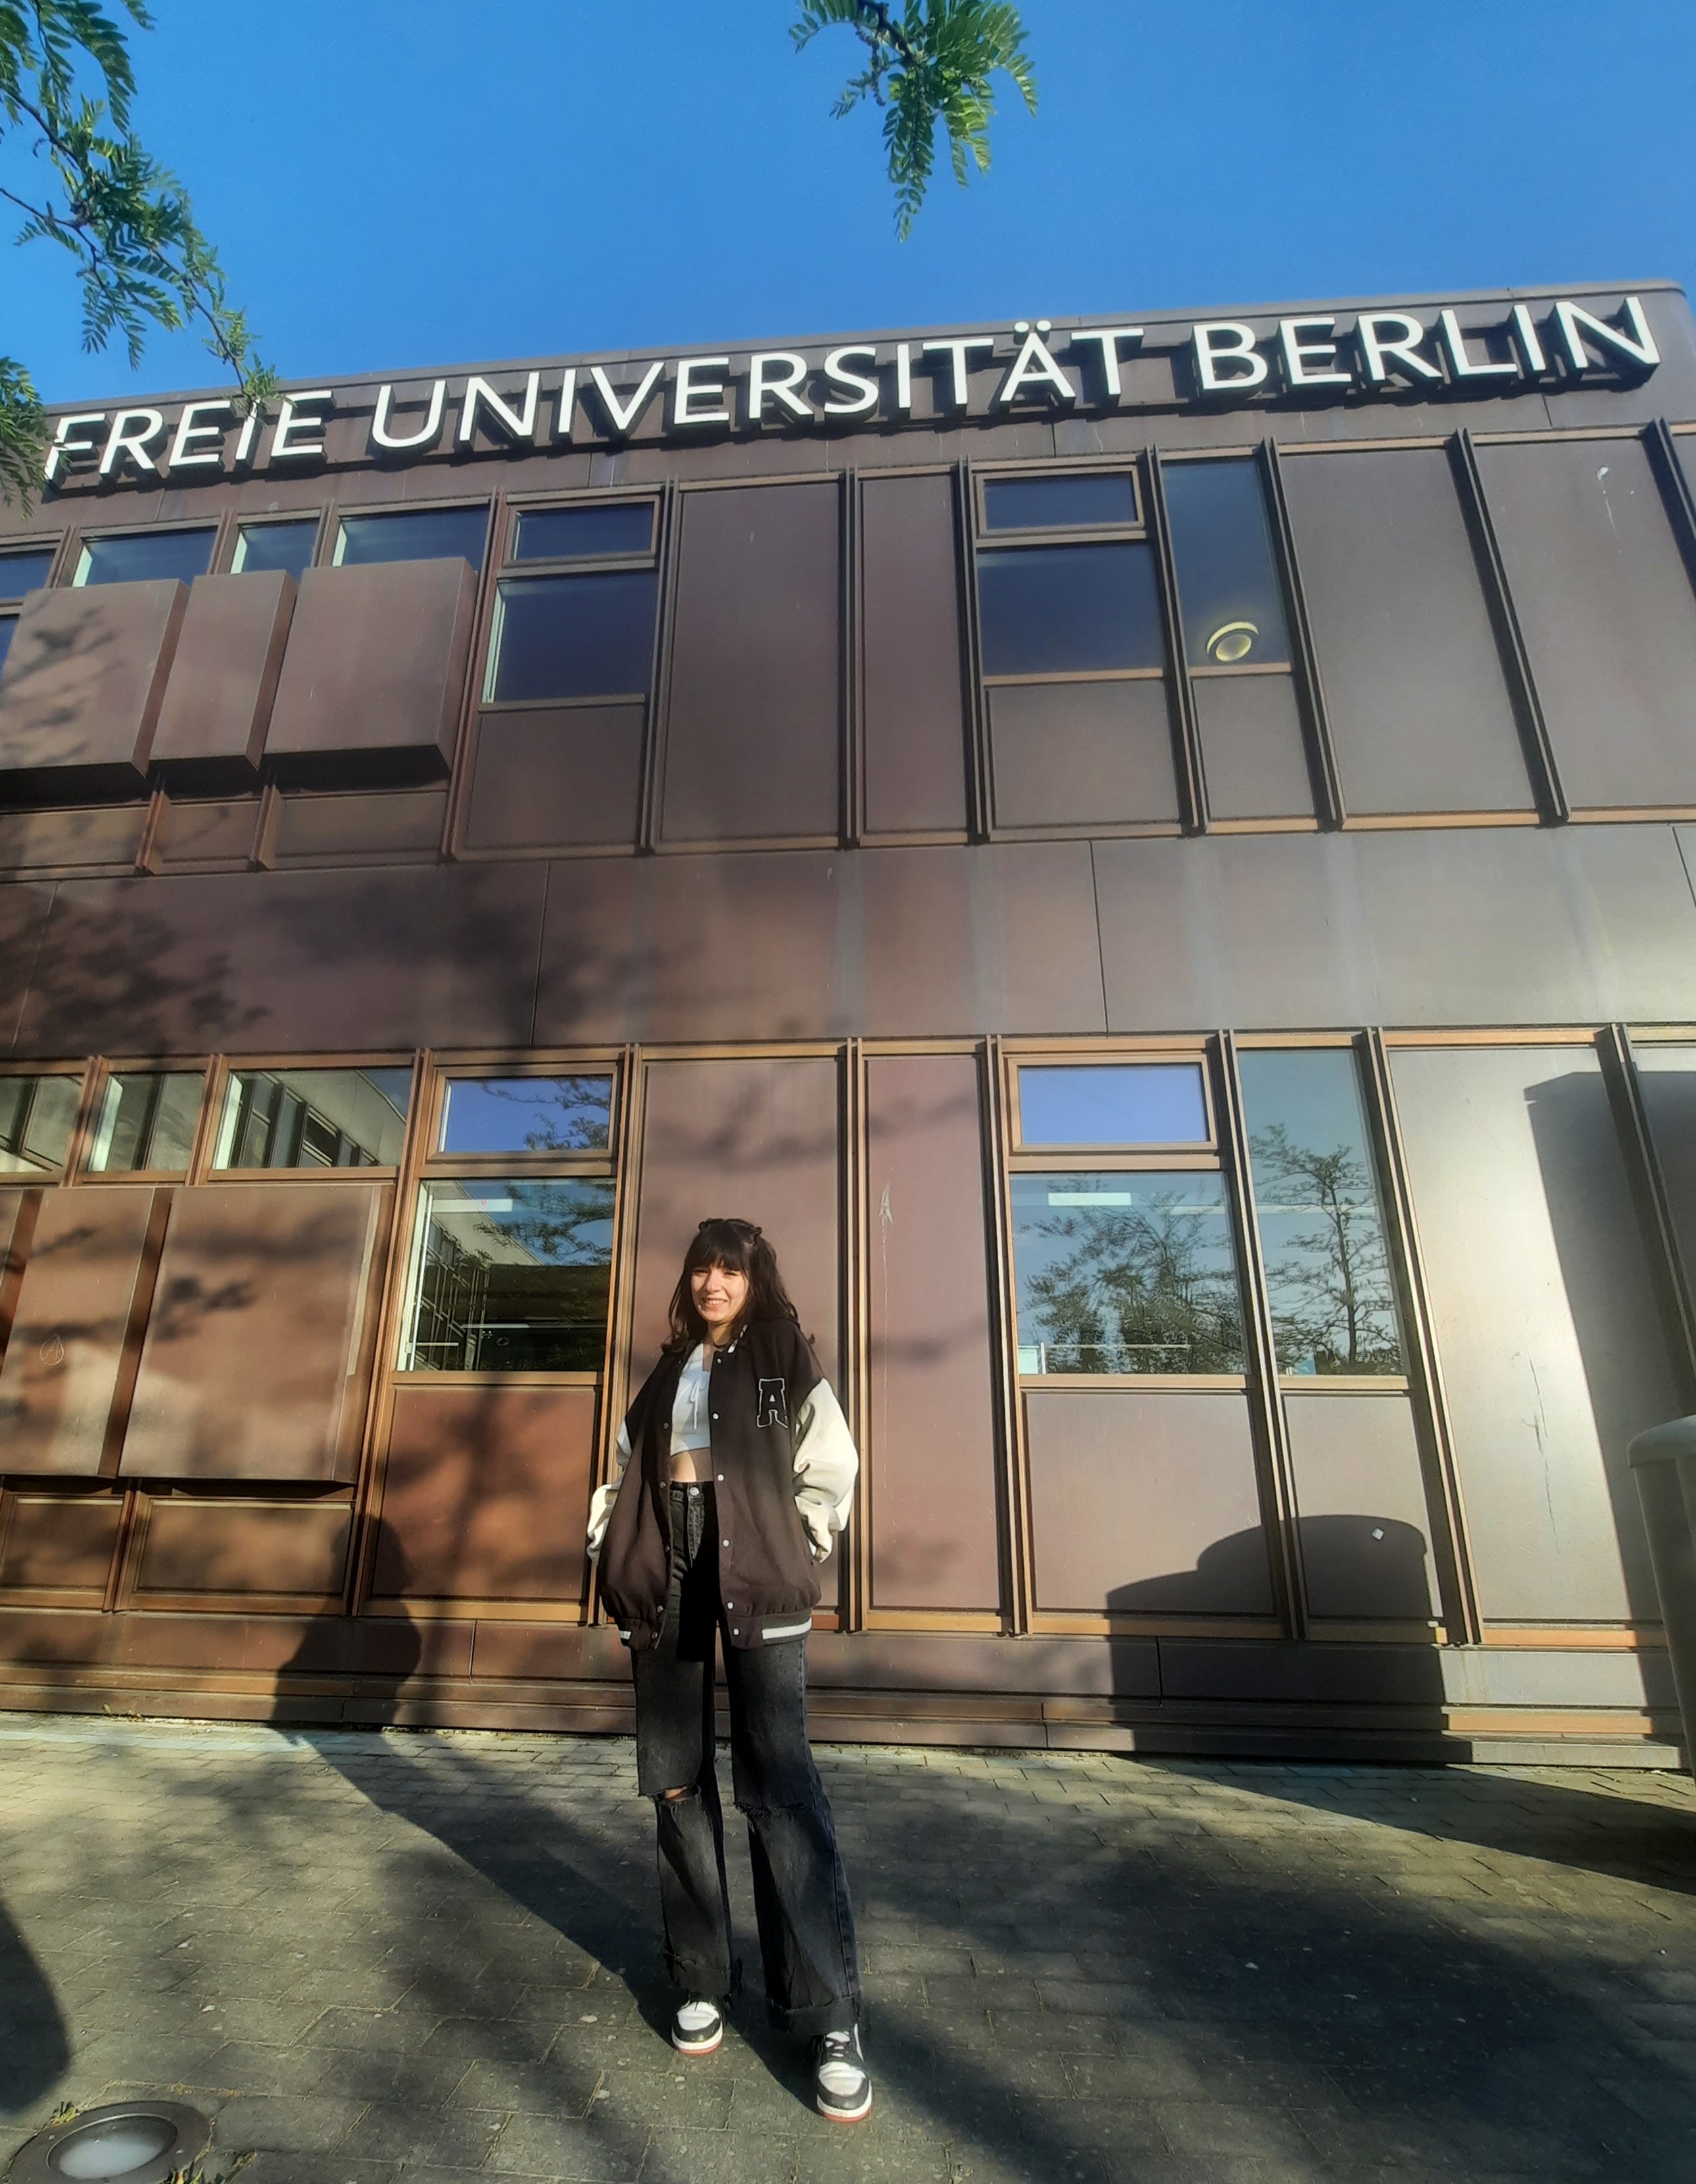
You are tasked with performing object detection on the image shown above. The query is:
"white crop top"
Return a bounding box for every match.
[670,1344,712,1454]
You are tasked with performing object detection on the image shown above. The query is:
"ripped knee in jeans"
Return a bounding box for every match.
[658,1786,695,1803]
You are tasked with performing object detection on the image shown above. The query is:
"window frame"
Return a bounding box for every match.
[0,1061,91,1181]
[68,518,221,589]
[480,489,665,713]
[421,1061,622,1177]
[71,1057,214,1183]
[224,510,328,577]
[202,1053,420,1181]
[329,495,493,574]
[1002,1042,1249,1389]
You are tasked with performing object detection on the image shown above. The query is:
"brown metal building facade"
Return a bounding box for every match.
[1,280,1695,1761]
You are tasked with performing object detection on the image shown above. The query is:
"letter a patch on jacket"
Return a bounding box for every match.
[756,1376,788,1429]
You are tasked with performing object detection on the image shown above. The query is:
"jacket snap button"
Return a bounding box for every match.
[712,1413,719,1421]
[723,1538,730,1548]
[717,1474,724,1483]
[732,1628,740,1636]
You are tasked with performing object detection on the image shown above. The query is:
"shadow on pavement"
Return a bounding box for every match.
[0,1892,70,2117]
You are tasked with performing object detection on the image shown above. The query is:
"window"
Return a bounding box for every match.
[1011,1172,1245,1376]
[439,1074,612,1154]
[336,506,488,571]
[0,1075,80,1175]
[1163,460,1290,667]
[75,529,216,586]
[982,473,1139,533]
[513,502,654,561]
[232,521,318,577]
[978,542,1165,677]
[1019,1063,1208,1147]
[0,621,12,677]
[86,1072,203,1173]
[487,573,658,702]
[214,1067,412,1170]
[1008,1056,1244,1377]
[1238,1049,1404,1377]
[400,1177,615,1371]
[0,550,54,602]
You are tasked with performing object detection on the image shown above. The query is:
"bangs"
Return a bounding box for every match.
[683,1220,758,1279]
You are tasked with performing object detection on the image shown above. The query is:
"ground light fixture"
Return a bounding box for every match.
[11,2101,212,2183]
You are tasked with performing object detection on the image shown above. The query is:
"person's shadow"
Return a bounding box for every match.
[0,1893,70,2121]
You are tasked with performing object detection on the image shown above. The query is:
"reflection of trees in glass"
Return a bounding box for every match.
[450,1078,610,1152]
[1250,1124,1402,1374]
[1021,1189,1245,1374]
[410,1181,614,1371]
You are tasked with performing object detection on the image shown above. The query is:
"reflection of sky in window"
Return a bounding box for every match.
[439,1076,611,1153]
[1019,1064,1207,1146]
[423,1178,614,1264]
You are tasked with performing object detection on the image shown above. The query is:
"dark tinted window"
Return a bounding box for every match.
[983,474,1138,531]
[78,529,214,585]
[979,543,1165,675]
[440,1074,612,1153]
[0,621,12,676]
[1011,1170,1244,1375]
[234,520,318,577]
[1240,1049,1404,1376]
[491,572,658,701]
[1019,1064,1208,1146]
[514,503,654,561]
[0,550,54,602]
[402,1177,615,1371]
[87,1071,203,1172]
[1163,459,1291,667]
[338,506,487,571]
[0,1074,79,1174]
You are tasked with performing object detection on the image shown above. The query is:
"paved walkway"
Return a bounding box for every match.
[1,1720,1695,2183]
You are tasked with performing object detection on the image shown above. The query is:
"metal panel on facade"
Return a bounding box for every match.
[0,1186,163,1477]
[133,1498,351,1598]
[265,558,478,772]
[861,472,969,836]
[0,1493,122,1595]
[660,482,840,843]
[1193,675,1313,821]
[0,580,187,789]
[1283,1390,1439,1621]
[466,705,644,851]
[865,1054,1000,1611]
[151,571,295,777]
[372,1383,598,1600]
[1025,1389,1271,1615]
[1280,447,1532,815]
[1389,1045,1678,1626]
[988,680,1178,830]
[1478,436,1696,809]
[122,1183,389,1484]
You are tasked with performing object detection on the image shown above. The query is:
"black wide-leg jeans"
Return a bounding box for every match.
[631,1482,861,2036]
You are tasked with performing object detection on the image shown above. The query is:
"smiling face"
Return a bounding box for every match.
[691,1260,750,1341]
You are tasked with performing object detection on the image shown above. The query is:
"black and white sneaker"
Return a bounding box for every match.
[813,2026,873,2123]
[671,1998,723,2055]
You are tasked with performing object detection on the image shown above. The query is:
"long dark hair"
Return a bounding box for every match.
[665,1218,804,1352]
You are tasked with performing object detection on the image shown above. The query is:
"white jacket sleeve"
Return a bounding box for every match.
[792,1379,859,1563]
[585,1420,632,1566]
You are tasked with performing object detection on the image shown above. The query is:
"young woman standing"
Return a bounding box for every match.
[587,1218,872,2124]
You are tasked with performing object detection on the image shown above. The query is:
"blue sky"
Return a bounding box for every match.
[8,0,1694,402]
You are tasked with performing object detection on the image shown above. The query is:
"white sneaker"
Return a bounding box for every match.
[813,2026,873,2123]
[671,1998,723,2055]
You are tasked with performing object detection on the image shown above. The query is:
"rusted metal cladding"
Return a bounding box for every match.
[1282,1392,1440,1622]
[1025,1388,1272,1616]
[1477,436,1696,809]
[0,1492,123,1596]
[465,703,644,852]
[860,472,969,836]
[264,558,478,772]
[865,1054,1000,1611]
[627,1057,842,1387]
[988,681,1178,829]
[660,482,840,843]
[0,1185,165,1476]
[151,571,295,776]
[133,1498,351,1600]
[0,581,187,788]
[1389,1045,1682,1625]
[1280,447,1534,817]
[122,1181,389,1484]
[372,1384,598,1600]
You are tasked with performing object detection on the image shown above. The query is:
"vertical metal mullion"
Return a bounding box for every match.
[842,1037,868,1629]
[1216,1032,1305,1639]
[1451,429,1567,825]
[1599,1022,1696,1408]
[587,1040,645,1628]
[982,1036,1029,1631]
[954,458,992,842]
[637,478,682,853]
[1645,420,1696,600]
[1143,451,1207,834]
[1359,1029,1482,1646]
[841,469,863,849]
[1261,440,1345,830]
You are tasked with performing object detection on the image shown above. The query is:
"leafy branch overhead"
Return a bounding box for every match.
[792,0,1037,239]
[0,0,274,507]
